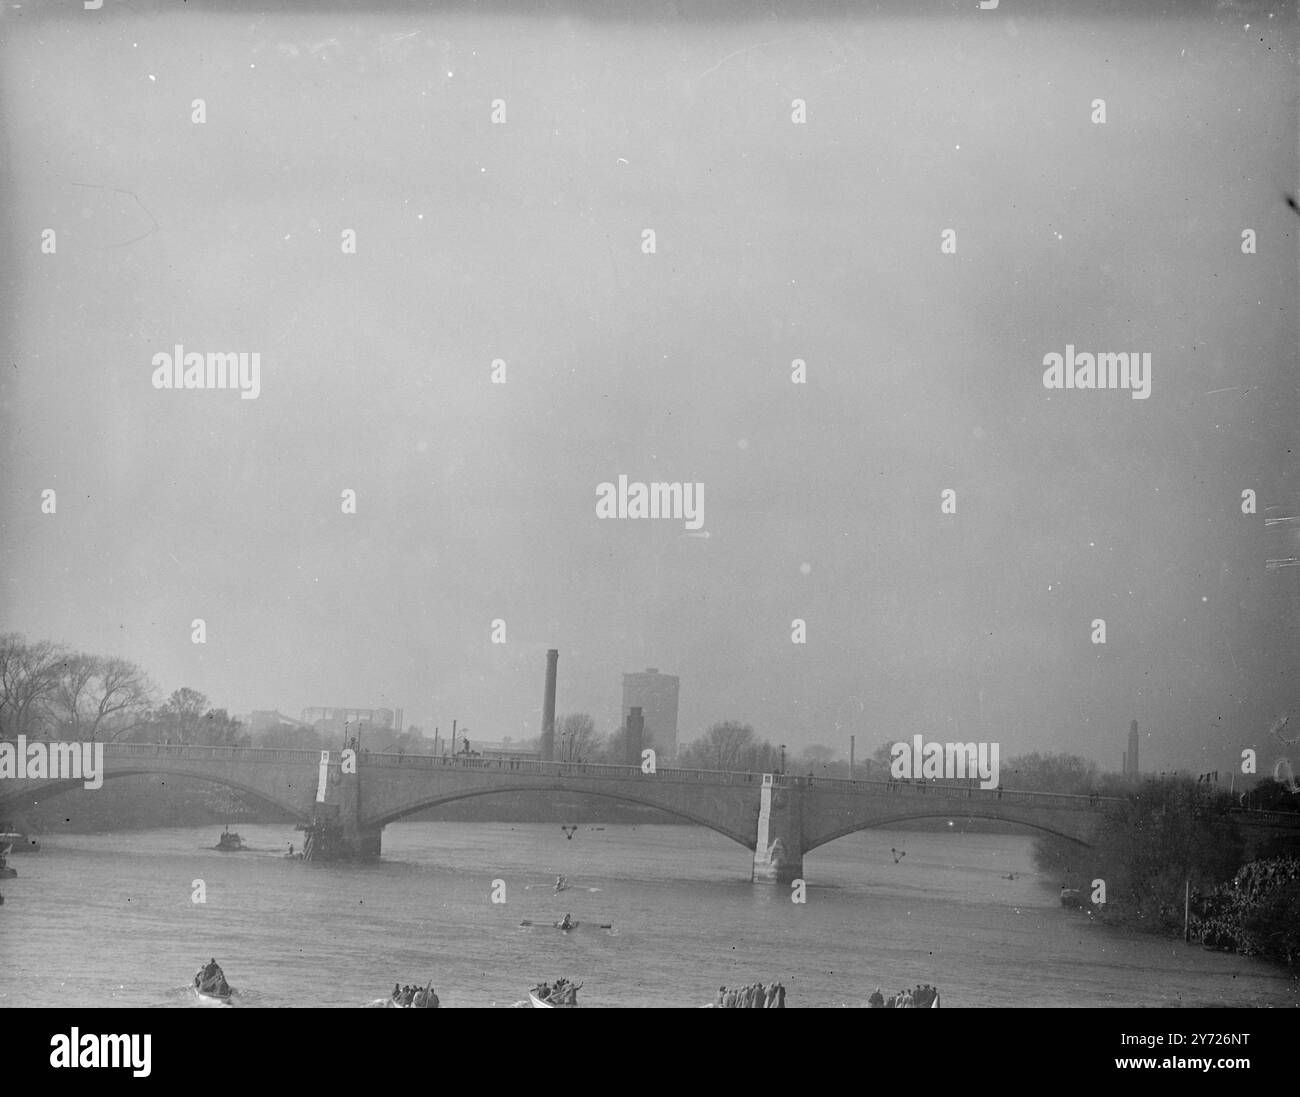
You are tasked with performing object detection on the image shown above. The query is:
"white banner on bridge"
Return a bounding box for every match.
[315,751,330,803]
[756,774,773,852]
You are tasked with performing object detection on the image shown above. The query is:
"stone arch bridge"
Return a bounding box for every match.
[0,742,1157,882]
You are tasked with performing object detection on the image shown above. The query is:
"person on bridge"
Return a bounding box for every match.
[868,987,884,1008]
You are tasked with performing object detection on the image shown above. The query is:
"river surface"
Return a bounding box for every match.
[1,823,1295,1008]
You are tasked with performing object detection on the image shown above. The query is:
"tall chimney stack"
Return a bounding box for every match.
[541,649,559,761]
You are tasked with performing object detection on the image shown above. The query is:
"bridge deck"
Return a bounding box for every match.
[96,742,1121,809]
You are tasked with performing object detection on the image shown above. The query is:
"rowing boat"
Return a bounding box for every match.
[193,960,233,1004]
[529,989,578,1008]
[518,919,611,931]
[529,979,581,1007]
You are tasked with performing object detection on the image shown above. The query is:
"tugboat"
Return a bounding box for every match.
[215,826,244,852]
[193,959,233,1004]
[529,978,581,1008]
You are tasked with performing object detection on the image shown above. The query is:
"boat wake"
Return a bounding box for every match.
[187,985,235,1007]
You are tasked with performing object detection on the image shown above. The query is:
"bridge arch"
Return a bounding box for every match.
[804,810,1095,853]
[369,784,755,850]
[0,768,310,823]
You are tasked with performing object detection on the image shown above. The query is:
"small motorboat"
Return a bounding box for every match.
[1059,887,1083,909]
[215,828,244,852]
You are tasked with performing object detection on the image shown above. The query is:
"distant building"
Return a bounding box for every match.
[466,737,542,762]
[302,707,404,736]
[247,710,310,735]
[621,668,679,760]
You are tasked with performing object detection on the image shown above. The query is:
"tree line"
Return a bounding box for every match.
[0,632,240,745]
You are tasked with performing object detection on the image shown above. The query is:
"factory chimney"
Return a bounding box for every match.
[541,649,559,761]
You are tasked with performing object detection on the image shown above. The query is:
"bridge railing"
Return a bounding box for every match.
[106,743,323,764]
[100,743,784,785]
[352,751,793,787]
[803,775,1121,809]
[99,743,1117,808]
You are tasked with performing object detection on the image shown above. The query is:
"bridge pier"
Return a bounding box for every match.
[301,751,384,861]
[751,776,804,885]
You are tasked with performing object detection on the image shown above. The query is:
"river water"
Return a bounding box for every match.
[1,823,1295,1008]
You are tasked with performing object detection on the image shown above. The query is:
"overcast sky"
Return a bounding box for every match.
[1,0,1295,772]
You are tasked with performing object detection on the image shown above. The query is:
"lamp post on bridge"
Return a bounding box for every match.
[779,744,786,775]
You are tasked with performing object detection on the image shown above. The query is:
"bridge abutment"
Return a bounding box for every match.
[751,777,804,885]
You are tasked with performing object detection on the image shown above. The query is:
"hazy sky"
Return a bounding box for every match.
[1,1,1296,772]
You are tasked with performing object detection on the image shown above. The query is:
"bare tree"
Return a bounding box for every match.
[195,708,243,746]
[157,687,210,744]
[557,712,599,762]
[0,633,65,738]
[92,658,156,741]
[682,721,756,769]
[52,652,98,736]
[52,654,156,741]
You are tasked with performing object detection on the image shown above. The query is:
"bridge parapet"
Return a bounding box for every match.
[107,743,322,765]
[354,751,792,787]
